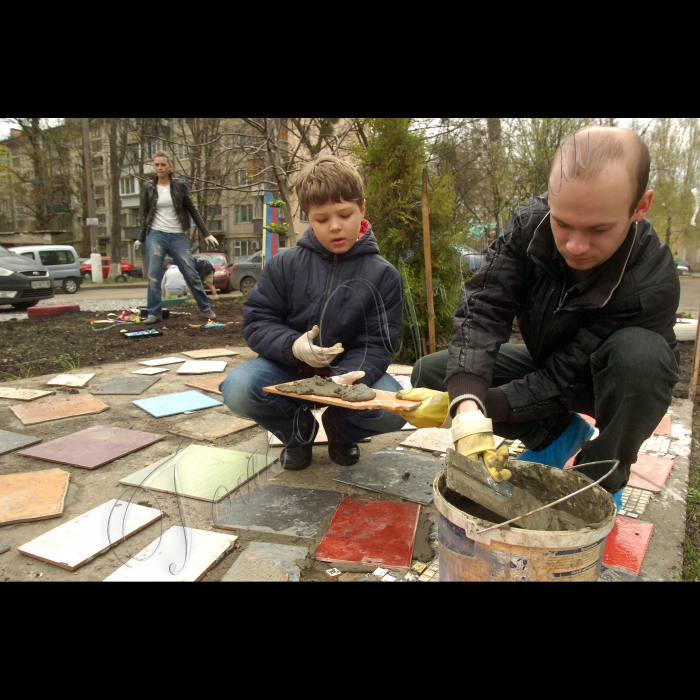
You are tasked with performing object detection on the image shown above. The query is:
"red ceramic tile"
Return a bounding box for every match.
[603,515,654,574]
[654,414,672,435]
[627,453,674,492]
[315,497,420,569]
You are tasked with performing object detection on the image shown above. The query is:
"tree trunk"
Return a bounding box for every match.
[264,118,297,246]
[108,119,126,279]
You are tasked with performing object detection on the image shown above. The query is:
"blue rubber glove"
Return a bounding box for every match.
[612,490,623,512]
[517,413,596,469]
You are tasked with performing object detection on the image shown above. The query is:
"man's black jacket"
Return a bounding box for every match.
[242,225,402,387]
[138,177,210,242]
[447,194,680,419]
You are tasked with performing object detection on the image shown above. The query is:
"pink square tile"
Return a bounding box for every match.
[627,453,674,492]
[654,414,672,435]
[603,515,654,574]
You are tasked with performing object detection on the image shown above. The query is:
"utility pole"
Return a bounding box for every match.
[82,118,102,282]
[422,167,436,354]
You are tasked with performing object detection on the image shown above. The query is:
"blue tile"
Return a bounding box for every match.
[133,391,222,418]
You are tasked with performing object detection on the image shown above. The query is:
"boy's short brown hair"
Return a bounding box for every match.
[295,155,364,214]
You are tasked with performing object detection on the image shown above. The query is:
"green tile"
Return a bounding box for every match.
[119,445,276,502]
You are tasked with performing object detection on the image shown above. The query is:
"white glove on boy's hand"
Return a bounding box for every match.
[331,371,365,386]
[292,325,344,368]
[134,240,142,252]
[204,235,219,246]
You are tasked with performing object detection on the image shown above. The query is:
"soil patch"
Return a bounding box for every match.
[0,299,245,382]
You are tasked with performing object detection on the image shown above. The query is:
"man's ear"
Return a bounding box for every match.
[633,189,654,222]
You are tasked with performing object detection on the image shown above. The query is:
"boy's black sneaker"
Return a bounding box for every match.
[281,442,314,471]
[322,410,361,466]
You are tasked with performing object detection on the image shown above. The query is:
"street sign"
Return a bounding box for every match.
[86,218,98,227]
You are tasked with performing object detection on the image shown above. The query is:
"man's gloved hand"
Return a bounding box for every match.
[331,371,365,386]
[451,411,512,483]
[292,325,344,368]
[204,235,219,247]
[134,240,142,252]
[394,388,449,429]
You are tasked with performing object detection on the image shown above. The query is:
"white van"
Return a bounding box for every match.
[10,245,83,294]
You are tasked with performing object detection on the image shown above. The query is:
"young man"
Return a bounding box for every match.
[396,126,680,508]
[220,156,405,470]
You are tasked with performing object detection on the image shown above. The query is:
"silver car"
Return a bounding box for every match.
[0,244,55,309]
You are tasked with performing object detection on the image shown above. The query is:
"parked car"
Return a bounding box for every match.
[229,248,291,295]
[677,260,694,273]
[0,244,55,309]
[80,256,136,281]
[677,264,692,276]
[10,244,82,294]
[193,251,234,294]
[461,252,484,273]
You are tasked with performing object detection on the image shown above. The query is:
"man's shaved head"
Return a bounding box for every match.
[549,126,651,215]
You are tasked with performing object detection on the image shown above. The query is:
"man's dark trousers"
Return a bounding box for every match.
[412,327,679,492]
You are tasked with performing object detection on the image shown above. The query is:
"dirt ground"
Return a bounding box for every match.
[0,345,437,583]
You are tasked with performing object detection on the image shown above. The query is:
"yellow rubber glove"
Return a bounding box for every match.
[394,388,450,429]
[451,413,512,483]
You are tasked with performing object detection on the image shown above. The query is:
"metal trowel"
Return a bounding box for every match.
[449,451,514,498]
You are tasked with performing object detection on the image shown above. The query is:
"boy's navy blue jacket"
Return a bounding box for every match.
[242,223,402,386]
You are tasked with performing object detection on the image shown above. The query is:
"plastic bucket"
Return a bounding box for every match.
[433,468,617,582]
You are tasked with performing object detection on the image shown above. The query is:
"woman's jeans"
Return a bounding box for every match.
[145,230,211,319]
[221,357,407,447]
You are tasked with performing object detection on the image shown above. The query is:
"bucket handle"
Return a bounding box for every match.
[475,459,619,535]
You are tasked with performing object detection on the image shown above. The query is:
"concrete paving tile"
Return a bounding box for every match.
[628,453,675,492]
[0,468,71,526]
[10,394,110,426]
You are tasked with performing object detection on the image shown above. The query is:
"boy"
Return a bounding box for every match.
[220,156,405,470]
[195,256,218,297]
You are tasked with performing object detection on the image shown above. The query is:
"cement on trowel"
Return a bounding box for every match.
[222,542,308,582]
[334,449,445,505]
[276,376,376,402]
[445,449,611,531]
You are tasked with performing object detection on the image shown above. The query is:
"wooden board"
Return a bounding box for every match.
[168,413,256,441]
[119,444,277,502]
[0,429,42,456]
[0,388,55,402]
[17,499,163,571]
[103,526,237,582]
[46,374,95,387]
[132,367,170,376]
[18,425,166,470]
[0,468,70,526]
[10,394,110,426]
[138,357,185,367]
[263,383,420,413]
[184,376,225,395]
[182,348,239,359]
[176,360,228,374]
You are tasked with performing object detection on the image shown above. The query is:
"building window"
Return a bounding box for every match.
[95,186,105,196]
[300,210,309,222]
[234,240,257,258]
[97,214,106,223]
[120,177,136,195]
[93,169,104,181]
[235,204,253,223]
[90,127,101,138]
[91,139,102,153]
[12,157,20,169]
[234,169,248,187]
[92,156,104,167]
[1,201,9,212]
[95,198,105,208]
[206,204,222,218]
[209,220,223,232]
[98,226,108,237]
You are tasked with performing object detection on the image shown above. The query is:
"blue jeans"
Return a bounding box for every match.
[220,357,407,447]
[145,230,211,319]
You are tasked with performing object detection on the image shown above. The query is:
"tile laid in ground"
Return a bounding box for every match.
[184,376,225,395]
[599,564,646,582]
[176,360,228,375]
[46,373,96,388]
[138,357,185,367]
[119,444,277,502]
[639,435,671,454]
[654,414,672,435]
[104,526,237,582]
[418,558,440,582]
[17,499,162,571]
[0,468,70,526]
[182,348,239,359]
[603,515,654,574]
[168,412,256,442]
[132,367,170,376]
[10,394,110,426]
[18,426,166,470]
[315,497,420,569]
[628,453,675,492]
[213,484,343,538]
[619,486,652,518]
[0,387,55,402]
[0,429,41,456]
[89,376,162,395]
[333,449,445,505]
[222,542,308,582]
[132,390,222,418]
[0,542,10,555]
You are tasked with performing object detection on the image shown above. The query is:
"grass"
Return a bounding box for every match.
[683,406,700,581]
[57,353,81,371]
[0,364,35,381]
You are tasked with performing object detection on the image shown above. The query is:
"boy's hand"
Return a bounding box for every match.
[331,371,365,386]
[393,388,449,428]
[292,325,345,368]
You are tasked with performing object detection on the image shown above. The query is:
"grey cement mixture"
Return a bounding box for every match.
[277,376,376,402]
